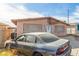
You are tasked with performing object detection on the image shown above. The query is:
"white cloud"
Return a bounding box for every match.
[1,3,79,27]
[0,3,44,27]
[69,6,79,23]
[52,15,79,24]
[73,6,79,18]
[53,16,68,22]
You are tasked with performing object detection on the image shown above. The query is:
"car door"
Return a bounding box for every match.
[23,35,37,56]
[15,35,26,50]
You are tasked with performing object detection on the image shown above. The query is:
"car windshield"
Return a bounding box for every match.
[39,34,59,43]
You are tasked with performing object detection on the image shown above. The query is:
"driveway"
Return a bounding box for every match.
[61,35,79,56]
[71,48,79,56]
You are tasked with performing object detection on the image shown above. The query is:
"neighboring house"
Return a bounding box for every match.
[75,23,79,34]
[61,23,79,49]
[12,17,70,37]
[0,23,13,47]
[67,23,76,34]
[67,23,79,35]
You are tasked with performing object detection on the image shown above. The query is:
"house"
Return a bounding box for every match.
[12,17,70,37]
[67,23,76,34]
[0,23,13,47]
[67,23,79,35]
[75,23,79,34]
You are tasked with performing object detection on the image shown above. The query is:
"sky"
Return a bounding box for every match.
[1,3,79,27]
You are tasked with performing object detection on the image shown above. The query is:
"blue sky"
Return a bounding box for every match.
[11,3,79,23]
[24,3,77,17]
[0,3,79,27]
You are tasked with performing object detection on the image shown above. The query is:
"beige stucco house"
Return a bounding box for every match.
[67,23,79,35]
[12,17,70,37]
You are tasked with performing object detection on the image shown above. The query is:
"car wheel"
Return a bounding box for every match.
[5,44,11,49]
[33,52,42,56]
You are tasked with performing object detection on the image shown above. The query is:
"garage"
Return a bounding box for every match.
[23,24,43,33]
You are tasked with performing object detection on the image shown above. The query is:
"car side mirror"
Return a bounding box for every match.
[12,39,18,44]
[11,33,17,39]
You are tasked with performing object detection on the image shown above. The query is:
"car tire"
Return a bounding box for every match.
[33,52,42,56]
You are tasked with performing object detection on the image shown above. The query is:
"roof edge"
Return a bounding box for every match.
[11,17,70,26]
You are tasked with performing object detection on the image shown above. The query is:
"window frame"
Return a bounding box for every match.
[16,35,26,42]
[16,34,43,44]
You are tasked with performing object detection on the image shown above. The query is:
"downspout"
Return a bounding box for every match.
[46,18,52,33]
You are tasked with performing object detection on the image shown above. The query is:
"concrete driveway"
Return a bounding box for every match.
[61,35,79,56]
[71,48,79,56]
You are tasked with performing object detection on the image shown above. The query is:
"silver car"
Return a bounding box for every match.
[4,32,71,56]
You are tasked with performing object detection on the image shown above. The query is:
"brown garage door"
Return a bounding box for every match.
[0,30,4,47]
[23,24,43,33]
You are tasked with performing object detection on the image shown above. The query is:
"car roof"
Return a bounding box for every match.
[22,32,52,36]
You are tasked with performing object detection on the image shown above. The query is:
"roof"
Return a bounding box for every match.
[22,32,55,36]
[12,17,70,26]
[0,22,16,29]
[0,22,7,26]
[8,27,16,29]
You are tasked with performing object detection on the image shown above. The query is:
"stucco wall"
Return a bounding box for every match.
[0,25,13,47]
[16,19,68,36]
[0,26,13,40]
[53,23,67,36]
[17,19,48,36]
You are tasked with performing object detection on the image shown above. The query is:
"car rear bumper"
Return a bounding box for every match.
[46,46,72,56]
[59,46,72,56]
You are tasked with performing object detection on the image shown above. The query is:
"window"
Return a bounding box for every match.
[36,37,42,43]
[26,35,36,43]
[39,34,59,43]
[16,35,26,42]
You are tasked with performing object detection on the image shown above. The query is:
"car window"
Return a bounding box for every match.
[39,34,59,43]
[26,35,36,43]
[16,35,26,42]
[36,37,42,43]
